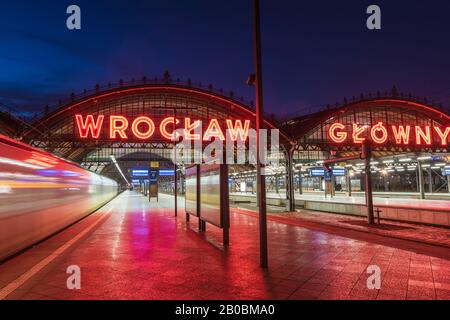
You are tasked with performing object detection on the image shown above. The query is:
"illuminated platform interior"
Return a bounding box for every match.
[1,190,449,300]
[1,77,450,261]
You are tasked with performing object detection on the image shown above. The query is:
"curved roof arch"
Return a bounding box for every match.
[282,97,450,153]
[23,82,291,162]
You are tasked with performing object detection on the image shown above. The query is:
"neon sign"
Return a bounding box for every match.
[75,115,251,142]
[328,122,450,146]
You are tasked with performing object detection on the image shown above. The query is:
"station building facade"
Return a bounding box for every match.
[3,77,450,207]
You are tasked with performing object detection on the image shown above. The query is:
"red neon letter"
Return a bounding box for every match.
[203,119,225,141]
[370,122,388,144]
[328,122,347,143]
[75,114,104,139]
[109,115,128,139]
[352,124,366,144]
[131,116,155,140]
[391,125,411,144]
[160,117,180,140]
[415,126,432,145]
[434,127,450,146]
[184,118,201,140]
[226,119,250,141]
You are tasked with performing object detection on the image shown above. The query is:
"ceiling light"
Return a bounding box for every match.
[110,155,129,185]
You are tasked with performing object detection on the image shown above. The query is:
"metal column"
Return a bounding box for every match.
[221,163,230,246]
[285,148,295,212]
[417,162,425,199]
[428,167,433,193]
[298,168,303,195]
[363,140,374,225]
[384,175,389,192]
[346,169,352,197]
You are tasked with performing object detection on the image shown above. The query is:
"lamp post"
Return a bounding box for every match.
[252,0,268,268]
[174,108,177,216]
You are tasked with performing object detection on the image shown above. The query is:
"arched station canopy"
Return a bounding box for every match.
[19,79,450,180]
[22,79,292,180]
[281,97,450,159]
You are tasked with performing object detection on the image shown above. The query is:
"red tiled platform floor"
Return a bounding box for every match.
[1,191,449,300]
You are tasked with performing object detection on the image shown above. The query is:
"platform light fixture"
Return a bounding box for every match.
[110,155,129,185]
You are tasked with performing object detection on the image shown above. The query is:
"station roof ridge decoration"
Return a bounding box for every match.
[28,74,258,125]
[22,76,292,145]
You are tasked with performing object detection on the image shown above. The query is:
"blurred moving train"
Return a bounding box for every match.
[0,134,118,261]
